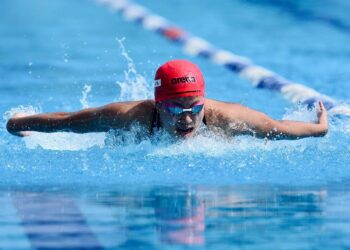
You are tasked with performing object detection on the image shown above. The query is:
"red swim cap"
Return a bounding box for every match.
[154,60,205,102]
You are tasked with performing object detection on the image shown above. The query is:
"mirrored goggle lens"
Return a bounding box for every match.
[167,106,184,115]
[167,104,204,115]
[191,104,204,114]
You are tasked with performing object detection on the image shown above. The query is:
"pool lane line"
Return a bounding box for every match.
[77,199,128,248]
[245,0,350,35]
[96,0,350,117]
[12,192,105,250]
[0,195,34,250]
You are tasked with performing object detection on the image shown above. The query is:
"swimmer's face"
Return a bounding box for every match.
[156,96,205,138]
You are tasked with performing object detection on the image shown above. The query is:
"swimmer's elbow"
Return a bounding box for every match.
[314,125,328,137]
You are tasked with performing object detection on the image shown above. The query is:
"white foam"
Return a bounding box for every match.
[3,105,40,121]
[282,105,317,122]
[2,106,41,133]
[3,103,342,153]
[147,130,309,159]
[329,104,350,116]
[23,132,105,151]
[4,107,104,151]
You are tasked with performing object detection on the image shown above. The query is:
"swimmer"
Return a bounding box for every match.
[6,60,328,140]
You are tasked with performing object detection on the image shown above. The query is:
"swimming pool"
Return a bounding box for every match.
[1,0,350,249]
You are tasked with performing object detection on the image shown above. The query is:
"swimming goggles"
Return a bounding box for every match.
[163,101,204,116]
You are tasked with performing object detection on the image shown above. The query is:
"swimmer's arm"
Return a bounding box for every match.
[6,102,149,136]
[237,102,328,140]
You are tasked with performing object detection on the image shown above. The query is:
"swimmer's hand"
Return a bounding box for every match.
[6,113,33,137]
[316,101,328,135]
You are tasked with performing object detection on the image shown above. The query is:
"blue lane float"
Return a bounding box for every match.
[12,192,104,250]
[96,0,350,116]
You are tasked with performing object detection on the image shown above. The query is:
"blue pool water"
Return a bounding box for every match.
[1,0,350,249]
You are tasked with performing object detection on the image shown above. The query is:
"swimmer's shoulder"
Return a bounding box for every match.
[204,98,245,115]
[204,98,247,126]
[101,100,154,114]
[101,99,155,127]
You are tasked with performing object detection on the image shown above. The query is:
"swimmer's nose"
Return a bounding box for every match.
[178,112,193,125]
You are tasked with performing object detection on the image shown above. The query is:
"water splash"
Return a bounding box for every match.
[282,104,317,122]
[2,105,40,132]
[3,105,41,121]
[104,123,150,147]
[3,105,105,151]
[2,108,349,186]
[80,84,92,109]
[115,37,152,101]
[24,132,105,151]
[7,105,345,153]
[105,44,348,155]
[3,39,155,152]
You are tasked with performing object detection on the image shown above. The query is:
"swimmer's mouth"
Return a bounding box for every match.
[176,127,194,135]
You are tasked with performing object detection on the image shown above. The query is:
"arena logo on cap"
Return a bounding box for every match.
[171,76,196,84]
[154,79,161,87]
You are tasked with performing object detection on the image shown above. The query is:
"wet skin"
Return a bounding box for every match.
[6,98,328,140]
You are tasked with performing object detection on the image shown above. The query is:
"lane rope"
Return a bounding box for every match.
[96,0,350,116]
